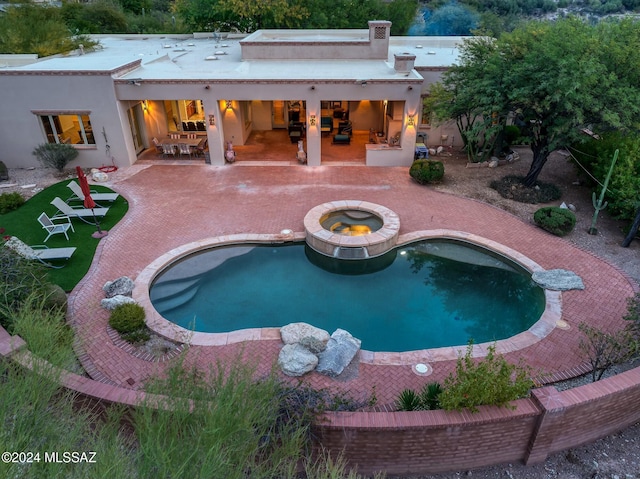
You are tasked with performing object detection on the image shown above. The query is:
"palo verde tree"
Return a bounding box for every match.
[430,17,640,186]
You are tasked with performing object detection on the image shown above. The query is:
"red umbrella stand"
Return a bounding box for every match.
[76,166,108,238]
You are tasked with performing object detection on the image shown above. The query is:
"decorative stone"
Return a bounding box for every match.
[488,159,499,168]
[101,294,136,310]
[316,328,361,377]
[103,276,135,298]
[280,322,329,346]
[299,335,326,354]
[532,269,585,291]
[92,170,109,182]
[278,343,318,377]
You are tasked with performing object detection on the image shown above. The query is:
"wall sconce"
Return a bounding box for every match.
[209,114,215,126]
[309,115,317,126]
[225,100,232,110]
[407,115,415,126]
[142,100,149,112]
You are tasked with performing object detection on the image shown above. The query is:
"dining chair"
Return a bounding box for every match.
[162,143,176,157]
[178,143,192,159]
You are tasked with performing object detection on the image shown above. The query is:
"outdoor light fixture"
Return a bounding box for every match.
[142,100,149,112]
[309,115,317,126]
[225,100,232,110]
[209,114,215,126]
[407,115,415,126]
[128,78,142,86]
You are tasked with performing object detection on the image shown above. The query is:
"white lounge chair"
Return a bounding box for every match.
[50,197,109,225]
[37,212,74,242]
[4,236,76,268]
[66,181,119,203]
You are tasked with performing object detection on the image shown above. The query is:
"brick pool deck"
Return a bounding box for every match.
[68,163,637,406]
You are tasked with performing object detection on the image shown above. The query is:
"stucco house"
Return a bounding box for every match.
[0,21,463,169]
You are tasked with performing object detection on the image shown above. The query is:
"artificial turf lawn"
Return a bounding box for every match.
[1,179,128,291]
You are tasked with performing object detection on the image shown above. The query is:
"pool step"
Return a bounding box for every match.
[151,276,203,313]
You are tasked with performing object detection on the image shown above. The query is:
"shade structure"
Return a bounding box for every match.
[76,167,108,238]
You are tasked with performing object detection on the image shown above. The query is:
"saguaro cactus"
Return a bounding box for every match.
[589,149,618,235]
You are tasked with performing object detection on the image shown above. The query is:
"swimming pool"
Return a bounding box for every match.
[148,239,546,352]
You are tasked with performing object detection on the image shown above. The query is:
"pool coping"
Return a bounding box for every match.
[134,229,562,365]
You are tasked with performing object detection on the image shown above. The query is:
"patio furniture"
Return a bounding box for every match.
[4,236,76,269]
[50,197,109,225]
[288,122,305,143]
[320,116,333,136]
[196,121,206,131]
[152,137,163,153]
[37,212,74,242]
[66,181,119,203]
[338,120,352,136]
[332,134,350,145]
[162,143,176,157]
[178,143,192,159]
[194,138,207,157]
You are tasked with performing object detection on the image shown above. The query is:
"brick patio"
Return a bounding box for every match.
[67,163,637,406]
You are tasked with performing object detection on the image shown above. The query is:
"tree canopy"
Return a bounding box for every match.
[429,17,640,186]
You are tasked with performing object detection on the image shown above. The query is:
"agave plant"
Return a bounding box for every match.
[420,382,443,410]
[396,389,422,411]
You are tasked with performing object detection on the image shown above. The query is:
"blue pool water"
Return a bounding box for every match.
[150,241,545,352]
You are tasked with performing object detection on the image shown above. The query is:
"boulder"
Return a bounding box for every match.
[299,336,326,354]
[532,269,585,291]
[101,295,136,311]
[278,343,318,377]
[280,322,329,346]
[316,329,361,378]
[103,276,135,298]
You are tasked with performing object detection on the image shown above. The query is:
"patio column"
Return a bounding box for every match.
[305,98,321,166]
[201,99,224,165]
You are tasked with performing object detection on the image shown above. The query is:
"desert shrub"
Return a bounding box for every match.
[578,322,636,382]
[410,159,445,184]
[0,191,25,214]
[504,125,521,145]
[109,302,148,343]
[570,132,640,222]
[0,243,48,330]
[534,206,576,236]
[624,291,640,340]
[490,175,562,203]
[439,342,533,412]
[32,143,79,172]
[395,382,443,411]
[420,382,443,410]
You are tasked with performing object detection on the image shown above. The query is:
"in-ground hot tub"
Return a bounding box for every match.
[304,200,400,259]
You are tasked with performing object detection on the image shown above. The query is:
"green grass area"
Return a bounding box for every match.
[0,180,128,291]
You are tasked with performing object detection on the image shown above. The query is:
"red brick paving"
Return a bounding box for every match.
[67,164,637,406]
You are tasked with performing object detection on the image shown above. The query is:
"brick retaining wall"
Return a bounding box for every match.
[2,326,640,476]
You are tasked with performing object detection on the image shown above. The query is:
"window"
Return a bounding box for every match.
[40,114,95,145]
[420,95,432,126]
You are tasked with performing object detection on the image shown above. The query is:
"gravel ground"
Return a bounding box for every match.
[3,152,640,478]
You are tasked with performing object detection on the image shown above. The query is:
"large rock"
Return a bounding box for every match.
[103,276,135,298]
[280,322,329,346]
[278,343,318,377]
[316,329,361,378]
[101,295,136,311]
[532,269,585,291]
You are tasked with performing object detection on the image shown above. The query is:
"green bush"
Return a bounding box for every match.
[395,382,443,411]
[570,132,640,222]
[32,143,79,172]
[0,191,25,214]
[439,342,533,412]
[109,302,148,343]
[410,159,445,184]
[533,206,576,236]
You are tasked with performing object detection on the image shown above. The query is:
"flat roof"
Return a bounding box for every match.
[0,33,463,80]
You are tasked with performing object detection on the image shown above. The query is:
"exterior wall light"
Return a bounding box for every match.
[407,115,415,126]
[225,100,232,110]
[309,115,317,126]
[209,114,215,126]
[142,100,149,112]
